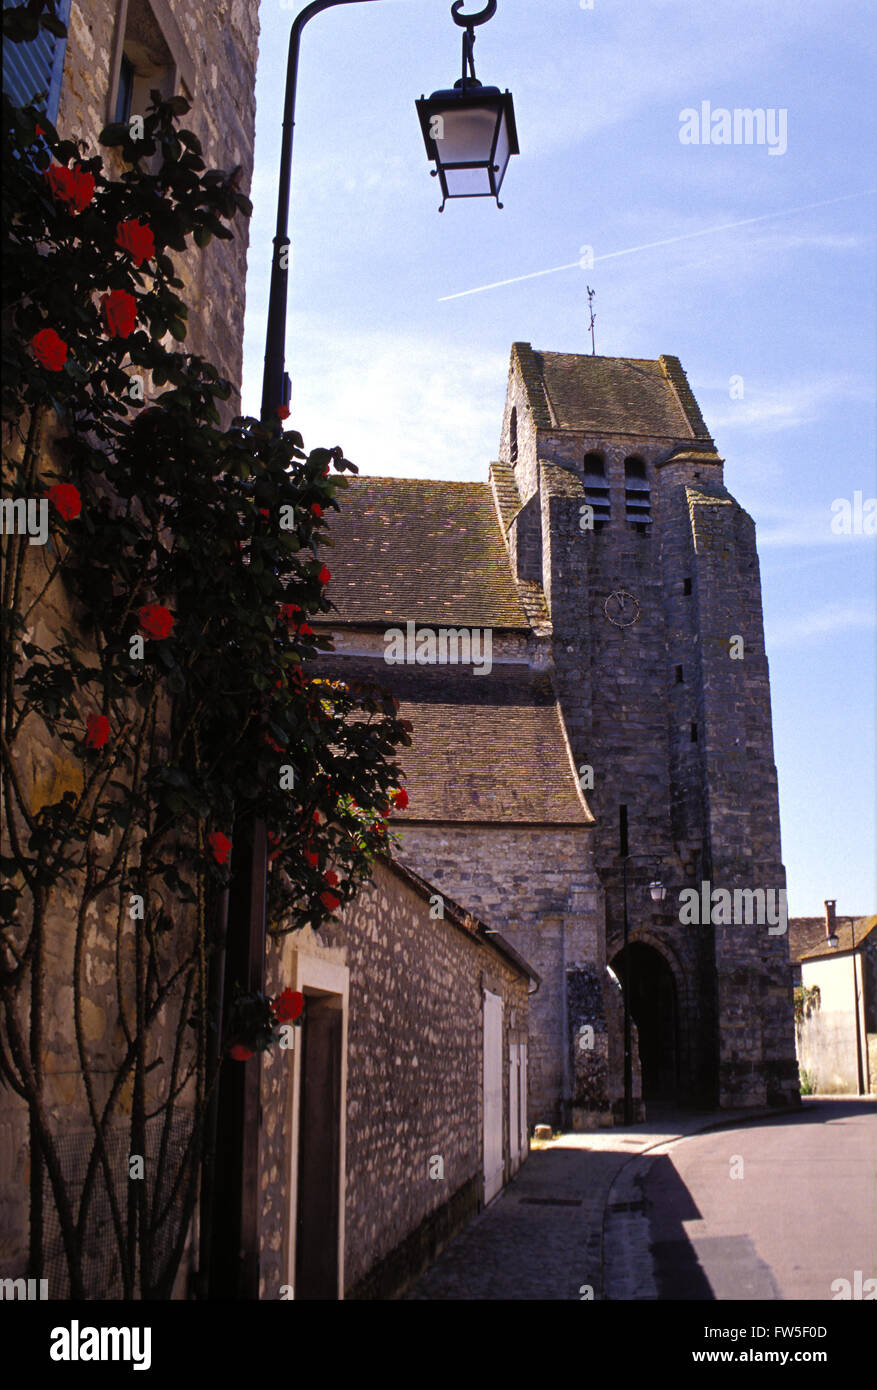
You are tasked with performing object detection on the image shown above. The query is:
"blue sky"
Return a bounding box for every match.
[241,0,876,916]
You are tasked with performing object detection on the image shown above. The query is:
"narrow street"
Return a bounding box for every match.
[405,1099,877,1301]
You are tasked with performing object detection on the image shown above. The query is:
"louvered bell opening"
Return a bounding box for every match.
[583,453,611,529]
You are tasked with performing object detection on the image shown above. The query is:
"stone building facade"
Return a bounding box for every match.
[259,856,534,1300]
[312,344,801,1123]
[0,0,259,1295]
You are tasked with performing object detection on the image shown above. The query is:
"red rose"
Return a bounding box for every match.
[208,831,232,866]
[229,1044,254,1061]
[310,504,322,518]
[276,405,290,420]
[48,482,81,519]
[85,713,109,749]
[35,124,45,137]
[31,328,68,371]
[279,603,302,627]
[299,623,314,637]
[271,988,304,1024]
[318,566,331,585]
[390,787,409,810]
[259,508,270,520]
[323,870,339,887]
[115,219,155,268]
[139,603,173,640]
[100,288,137,339]
[45,162,94,213]
[305,849,319,868]
[320,891,340,912]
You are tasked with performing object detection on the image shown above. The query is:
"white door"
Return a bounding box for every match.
[482,991,504,1204]
[508,1043,520,1176]
[518,1042,528,1164]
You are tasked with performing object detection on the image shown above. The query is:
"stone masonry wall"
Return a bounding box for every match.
[260,859,530,1299]
[0,0,260,1293]
[56,0,258,415]
[395,824,611,1129]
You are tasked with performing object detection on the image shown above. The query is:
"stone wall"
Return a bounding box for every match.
[395,824,621,1128]
[259,858,531,1300]
[57,0,258,413]
[0,0,260,1295]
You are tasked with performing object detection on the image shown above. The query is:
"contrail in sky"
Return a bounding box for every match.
[437,190,876,302]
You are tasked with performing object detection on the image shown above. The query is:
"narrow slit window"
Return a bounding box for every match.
[582,452,610,529]
[509,406,518,463]
[675,665,684,683]
[690,721,698,742]
[683,577,692,596]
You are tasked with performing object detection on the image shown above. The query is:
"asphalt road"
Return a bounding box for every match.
[608,1098,877,1300]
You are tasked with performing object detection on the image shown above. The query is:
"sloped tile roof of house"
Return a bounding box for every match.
[312,659,592,825]
[512,342,714,441]
[312,476,531,629]
[798,915,877,960]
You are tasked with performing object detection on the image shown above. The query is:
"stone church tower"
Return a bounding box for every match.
[498,345,799,1110]
[312,344,800,1126]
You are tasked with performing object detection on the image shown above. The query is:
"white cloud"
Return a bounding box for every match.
[766,599,876,647]
[243,322,507,480]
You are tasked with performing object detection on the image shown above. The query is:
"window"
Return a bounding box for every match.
[2,0,71,123]
[675,665,684,684]
[582,452,610,528]
[509,406,518,463]
[108,0,194,127]
[690,722,698,743]
[683,577,692,596]
[624,455,651,529]
[114,53,135,124]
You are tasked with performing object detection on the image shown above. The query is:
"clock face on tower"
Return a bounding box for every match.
[603,590,640,627]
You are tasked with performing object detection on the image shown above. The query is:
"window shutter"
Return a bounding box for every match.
[2,0,71,122]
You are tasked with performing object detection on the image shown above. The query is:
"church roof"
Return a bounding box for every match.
[313,660,593,825]
[313,477,530,629]
[513,343,714,442]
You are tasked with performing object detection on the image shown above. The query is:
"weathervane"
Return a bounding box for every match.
[587,285,596,355]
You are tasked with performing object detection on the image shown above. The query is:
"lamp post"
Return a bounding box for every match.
[211,0,518,1300]
[826,907,865,1096]
[620,851,666,1126]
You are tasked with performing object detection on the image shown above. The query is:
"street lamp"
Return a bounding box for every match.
[210,0,519,1301]
[416,1,519,211]
[825,904,864,1095]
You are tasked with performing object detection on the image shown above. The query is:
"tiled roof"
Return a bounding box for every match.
[514,344,713,441]
[797,915,877,961]
[313,659,592,825]
[313,477,530,629]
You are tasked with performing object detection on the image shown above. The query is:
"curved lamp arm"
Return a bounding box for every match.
[262,0,390,423]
